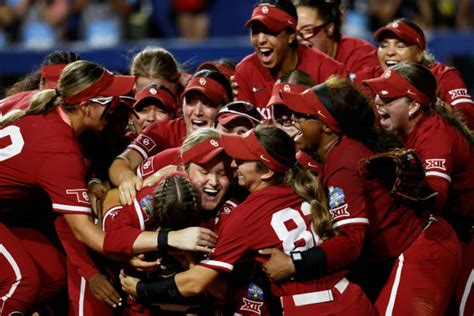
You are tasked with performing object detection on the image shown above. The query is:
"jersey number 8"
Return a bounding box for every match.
[0,126,25,161]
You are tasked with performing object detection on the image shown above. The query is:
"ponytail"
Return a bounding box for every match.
[288,164,337,240]
[1,89,60,127]
[433,99,474,145]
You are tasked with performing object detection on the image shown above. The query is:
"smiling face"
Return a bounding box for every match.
[378,37,423,70]
[296,6,330,54]
[250,22,295,70]
[183,91,221,134]
[292,116,324,152]
[132,103,172,132]
[187,156,231,211]
[272,104,299,138]
[375,95,413,135]
[233,159,265,193]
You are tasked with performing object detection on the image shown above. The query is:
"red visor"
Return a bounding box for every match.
[181,138,225,165]
[133,86,177,112]
[221,129,288,173]
[62,69,135,105]
[363,68,431,106]
[41,64,66,89]
[278,86,341,133]
[182,76,229,106]
[267,82,309,108]
[245,4,297,33]
[374,21,425,50]
[197,61,235,80]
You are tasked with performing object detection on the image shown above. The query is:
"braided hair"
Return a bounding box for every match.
[152,173,201,230]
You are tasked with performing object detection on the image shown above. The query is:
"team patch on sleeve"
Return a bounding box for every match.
[66,188,90,204]
[140,158,155,177]
[140,194,154,218]
[136,135,157,152]
[449,89,470,100]
[328,186,345,208]
[425,158,446,171]
[329,204,350,221]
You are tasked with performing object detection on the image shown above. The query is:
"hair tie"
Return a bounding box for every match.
[55,88,61,97]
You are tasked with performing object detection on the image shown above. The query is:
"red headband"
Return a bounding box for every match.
[62,69,135,105]
[245,4,297,33]
[267,82,309,108]
[363,68,431,106]
[277,86,341,133]
[41,64,66,89]
[221,129,288,173]
[374,21,425,50]
[181,138,225,165]
[182,76,229,106]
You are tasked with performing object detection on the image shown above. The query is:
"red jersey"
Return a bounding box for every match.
[127,118,187,160]
[406,113,474,219]
[0,110,92,214]
[0,90,37,116]
[429,63,474,129]
[103,183,238,256]
[234,45,347,120]
[335,36,379,75]
[322,137,424,262]
[200,184,345,297]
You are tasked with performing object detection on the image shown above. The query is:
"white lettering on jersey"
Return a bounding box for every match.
[66,189,90,204]
[425,159,446,171]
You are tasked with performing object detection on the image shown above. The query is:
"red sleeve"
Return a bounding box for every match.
[325,168,370,229]
[54,216,99,281]
[413,128,453,212]
[234,58,255,105]
[102,202,144,256]
[435,66,474,129]
[318,225,366,273]
[37,151,92,215]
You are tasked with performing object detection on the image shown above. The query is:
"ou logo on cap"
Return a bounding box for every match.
[380,90,389,95]
[283,84,291,92]
[199,78,207,86]
[391,22,399,28]
[149,88,157,95]
[383,70,392,79]
[262,5,269,14]
[210,139,219,147]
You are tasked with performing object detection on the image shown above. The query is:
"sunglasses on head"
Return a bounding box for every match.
[220,101,262,123]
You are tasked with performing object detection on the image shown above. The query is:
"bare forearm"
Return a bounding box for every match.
[109,157,134,187]
[63,214,104,253]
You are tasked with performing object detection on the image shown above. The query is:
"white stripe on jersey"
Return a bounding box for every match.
[52,203,92,213]
[425,171,451,182]
[451,98,473,106]
[0,244,22,304]
[133,198,145,231]
[128,144,148,160]
[200,259,233,271]
[225,200,238,208]
[332,217,369,228]
[102,205,123,231]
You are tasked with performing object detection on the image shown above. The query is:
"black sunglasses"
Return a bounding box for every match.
[219,101,262,123]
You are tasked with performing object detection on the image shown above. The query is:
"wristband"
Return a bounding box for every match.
[157,231,169,250]
[137,275,203,305]
[290,247,327,281]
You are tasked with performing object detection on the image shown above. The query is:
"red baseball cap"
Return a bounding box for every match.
[277,84,341,133]
[373,20,425,50]
[181,76,229,106]
[181,138,225,165]
[245,4,297,33]
[221,129,288,172]
[41,64,66,89]
[133,85,177,113]
[62,68,135,105]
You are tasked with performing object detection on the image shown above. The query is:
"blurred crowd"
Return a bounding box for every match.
[0,0,472,48]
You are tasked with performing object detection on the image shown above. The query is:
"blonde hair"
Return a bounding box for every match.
[1,60,104,127]
[130,47,181,83]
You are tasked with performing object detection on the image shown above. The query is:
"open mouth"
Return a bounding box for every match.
[259,48,274,64]
[377,109,391,127]
[203,187,219,199]
[385,60,399,68]
[191,119,208,129]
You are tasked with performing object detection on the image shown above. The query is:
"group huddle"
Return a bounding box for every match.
[0,0,473,315]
